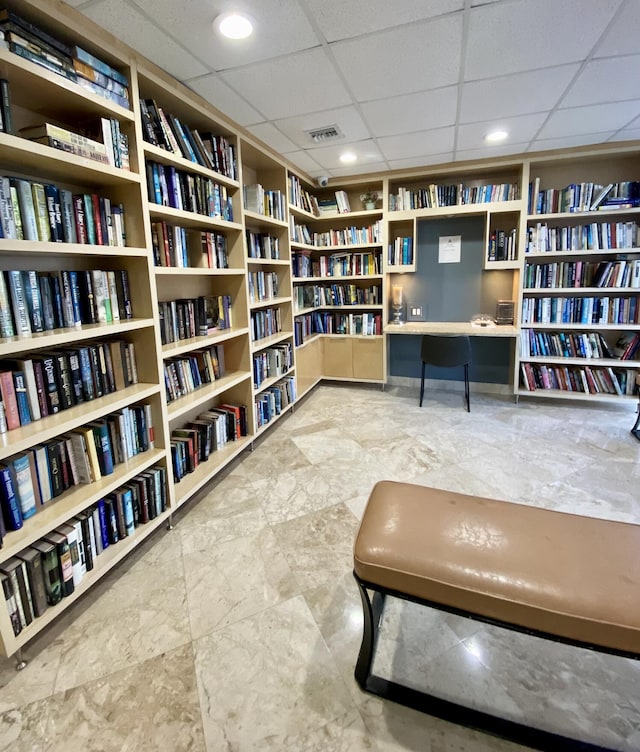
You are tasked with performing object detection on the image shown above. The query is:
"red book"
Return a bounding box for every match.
[0,371,20,430]
[91,194,103,245]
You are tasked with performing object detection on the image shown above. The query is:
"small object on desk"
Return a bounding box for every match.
[496,299,515,325]
[391,284,404,325]
[470,313,495,328]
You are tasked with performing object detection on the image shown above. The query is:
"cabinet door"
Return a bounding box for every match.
[322,338,353,378]
[353,338,384,380]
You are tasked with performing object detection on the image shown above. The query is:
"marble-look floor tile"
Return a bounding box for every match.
[44,644,205,751]
[0,697,50,752]
[194,595,353,750]
[183,527,299,640]
[258,708,377,751]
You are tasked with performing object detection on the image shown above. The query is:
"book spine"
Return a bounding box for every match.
[0,464,23,529]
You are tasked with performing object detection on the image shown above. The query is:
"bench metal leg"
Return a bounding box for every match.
[353,575,614,752]
[631,408,640,442]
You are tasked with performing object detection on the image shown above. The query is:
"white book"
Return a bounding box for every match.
[67,432,92,485]
[71,518,88,580]
[33,445,52,504]
[91,269,109,323]
[58,523,84,587]
[15,179,39,241]
[7,270,32,336]
[106,270,120,321]
[0,271,15,338]
[16,359,40,422]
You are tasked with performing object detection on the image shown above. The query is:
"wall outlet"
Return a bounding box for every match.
[408,304,424,321]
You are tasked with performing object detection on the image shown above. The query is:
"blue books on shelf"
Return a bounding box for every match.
[0,463,22,529]
[9,454,36,520]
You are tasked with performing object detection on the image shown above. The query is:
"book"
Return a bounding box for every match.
[33,444,52,504]
[58,523,84,587]
[7,269,31,336]
[43,530,74,597]
[2,574,22,635]
[30,539,62,605]
[0,271,14,337]
[12,371,32,425]
[0,462,22,530]
[0,79,12,135]
[0,370,20,430]
[9,453,37,520]
[0,558,30,628]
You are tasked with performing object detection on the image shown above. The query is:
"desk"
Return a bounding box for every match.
[385,322,519,338]
[385,322,520,394]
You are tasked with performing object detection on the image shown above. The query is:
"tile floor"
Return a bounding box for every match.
[0,383,638,751]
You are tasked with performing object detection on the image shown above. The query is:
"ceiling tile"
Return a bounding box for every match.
[130,0,321,70]
[281,151,325,176]
[245,123,298,154]
[361,87,458,138]
[560,56,640,108]
[538,101,640,139]
[83,0,208,80]
[221,48,351,120]
[456,113,548,150]
[465,0,622,81]
[378,128,455,161]
[460,65,579,123]
[388,153,454,170]
[331,162,390,177]
[330,14,463,101]
[595,1,640,57]
[455,142,529,162]
[274,106,371,150]
[609,129,640,142]
[185,75,264,126]
[304,140,384,170]
[304,0,462,42]
[530,133,616,153]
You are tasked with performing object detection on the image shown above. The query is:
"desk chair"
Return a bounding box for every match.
[419,334,471,412]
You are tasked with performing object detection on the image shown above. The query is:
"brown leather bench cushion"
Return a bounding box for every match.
[354,481,640,654]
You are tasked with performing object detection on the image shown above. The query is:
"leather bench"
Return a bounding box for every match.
[353,480,640,752]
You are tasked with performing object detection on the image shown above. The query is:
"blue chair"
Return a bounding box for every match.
[419,334,471,412]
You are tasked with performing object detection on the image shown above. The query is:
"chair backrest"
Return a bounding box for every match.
[421,334,471,368]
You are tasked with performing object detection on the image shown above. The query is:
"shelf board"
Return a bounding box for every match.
[173,434,253,508]
[516,388,637,403]
[143,142,239,189]
[0,132,141,186]
[523,286,639,295]
[242,210,288,229]
[0,240,147,257]
[249,295,292,310]
[524,323,640,331]
[521,356,640,368]
[250,330,294,353]
[148,204,243,232]
[528,208,640,221]
[295,333,322,349]
[0,383,161,460]
[253,400,295,438]
[167,370,251,421]
[154,266,245,276]
[386,264,416,273]
[292,274,383,282]
[0,47,134,122]
[161,327,249,358]
[525,248,640,259]
[253,366,295,396]
[294,304,383,315]
[0,318,156,358]
[322,333,384,339]
[246,257,290,266]
[288,204,317,220]
[484,259,519,270]
[296,375,322,399]
[388,200,523,221]
[0,448,166,560]
[10,507,171,653]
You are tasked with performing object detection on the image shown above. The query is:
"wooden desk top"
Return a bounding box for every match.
[385,322,519,338]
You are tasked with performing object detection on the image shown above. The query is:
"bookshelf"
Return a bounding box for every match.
[0,10,170,658]
[518,149,640,402]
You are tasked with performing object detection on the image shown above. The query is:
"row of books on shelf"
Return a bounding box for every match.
[170,403,248,483]
[158,295,232,346]
[526,221,638,254]
[0,402,153,533]
[248,270,279,304]
[521,295,640,326]
[243,184,286,221]
[146,161,234,222]
[528,180,640,215]
[246,230,281,261]
[251,307,283,342]
[389,182,519,212]
[523,259,640,290]
[20,118,129,170]
[388,237,413,266]
[253,343,292,389]
[487,228,517,262]
[0,267,132,339]
[0,338,139,433]
[520,329,640,361]
[2,464,166,636]
[151,222,229,269]
[294,312,382,344]
[293,249,381,279]
[288,175,319,216]
[139,98,237,180]
[255,377,295,430]
[0,8,130,109]
[307,223,383,248]
[293,283,381,310]
[520,362,637,397]
[164,344,226,404]
[0,176,126,245]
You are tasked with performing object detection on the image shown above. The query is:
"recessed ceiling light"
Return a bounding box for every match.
[485,129,509,143]
[339,151,357,164]
[214,11,254,39]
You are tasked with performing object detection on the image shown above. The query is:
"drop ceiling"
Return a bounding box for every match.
[67,0,640,180]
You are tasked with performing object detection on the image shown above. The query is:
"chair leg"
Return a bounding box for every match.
[419,362,425,407]
[464,363,470,412]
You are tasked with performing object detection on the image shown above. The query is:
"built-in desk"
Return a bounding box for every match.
[385,322,519,338]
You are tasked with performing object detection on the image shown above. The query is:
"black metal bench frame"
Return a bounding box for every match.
[354,572,640,752]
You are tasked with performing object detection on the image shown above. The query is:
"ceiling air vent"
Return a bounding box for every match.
[305,124,344,144]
